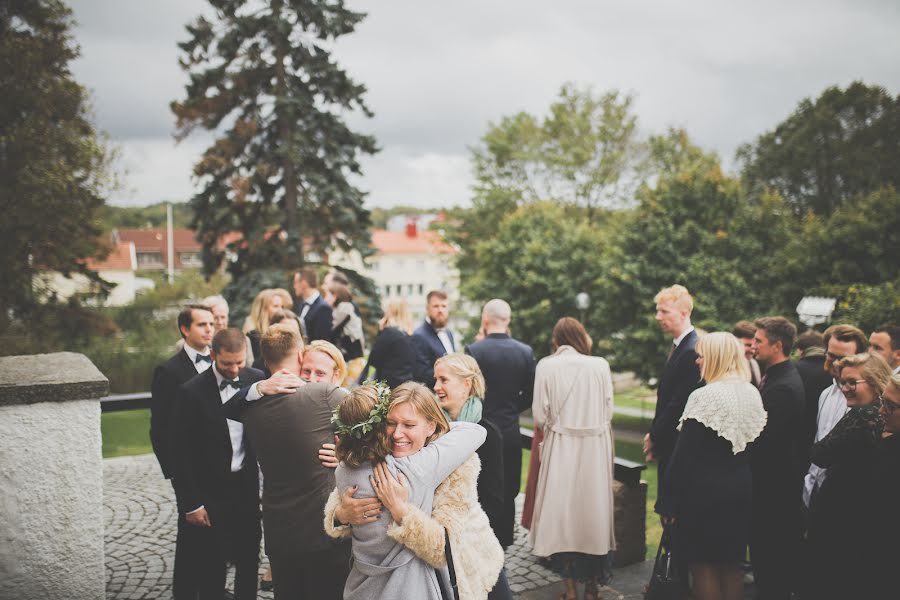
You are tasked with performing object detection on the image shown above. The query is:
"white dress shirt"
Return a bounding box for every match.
[673,326,695,349]
[802,381,848,507]
[183,344,212,374]
[427,317,455,355]
[212,367,247,473]
[300,291,320,320]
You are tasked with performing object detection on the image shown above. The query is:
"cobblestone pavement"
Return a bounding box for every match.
[103,454,575,599]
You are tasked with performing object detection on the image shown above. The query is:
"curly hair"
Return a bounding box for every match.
[334,385,392,468]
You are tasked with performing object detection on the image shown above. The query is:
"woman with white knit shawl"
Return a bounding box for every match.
[657,332,767,600]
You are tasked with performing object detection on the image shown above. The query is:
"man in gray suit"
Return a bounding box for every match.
[231,324,350,599]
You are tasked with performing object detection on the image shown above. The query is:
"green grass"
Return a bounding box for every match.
[614,386,656,410]
[101,409,152,458]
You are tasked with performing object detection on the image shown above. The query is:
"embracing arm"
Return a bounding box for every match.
[410,421,486,484]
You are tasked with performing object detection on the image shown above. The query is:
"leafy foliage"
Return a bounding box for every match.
[99,202,193,231]
[171,0,378,277]
[738,81,900,217]
[0,0,117,326]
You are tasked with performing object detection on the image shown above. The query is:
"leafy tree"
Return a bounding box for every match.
[738,82,900,217]
[171,0,378,278]
[445,84,642,285]
[598,133,795,380]
[459,201,615,357]
[99,201,193,231]
[0,0,116,326]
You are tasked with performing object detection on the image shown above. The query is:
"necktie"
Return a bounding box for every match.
[666,342,676,363]
[220,378,240,391]
[195,354,212,364]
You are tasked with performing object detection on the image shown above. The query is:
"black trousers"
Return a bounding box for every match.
[500,428,522,548]
[174,470,261,600]
[750,499,799,600]
[269,542,350,600]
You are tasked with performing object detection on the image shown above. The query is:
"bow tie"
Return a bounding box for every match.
[219,378,240,390]
[195,354,212,364]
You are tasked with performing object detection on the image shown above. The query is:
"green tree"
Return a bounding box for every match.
[738,81,900,217]
[459,201,614,356]
[445,84,643,285]
[599,133,795,380]
[171,0,378,278]
[0,0,116,326]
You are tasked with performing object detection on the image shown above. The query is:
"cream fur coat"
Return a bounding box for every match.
[325,454,504,600]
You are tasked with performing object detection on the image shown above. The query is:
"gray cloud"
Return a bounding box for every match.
[67,0,900,207]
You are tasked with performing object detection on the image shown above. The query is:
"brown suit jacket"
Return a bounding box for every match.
[239,382,349,559]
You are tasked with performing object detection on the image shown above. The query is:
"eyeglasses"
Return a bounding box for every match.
[838,379,866,390]
[881,396,900,415]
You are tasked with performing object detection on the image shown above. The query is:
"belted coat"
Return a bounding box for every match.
[528,345,617,557]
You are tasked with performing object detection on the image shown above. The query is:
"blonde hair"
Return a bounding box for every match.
[272,287,294,310]
[335,385,392,468]
[303,340,347,383]
[260,323,303,370]
[696,332,750,384]
[434,353,485,399]
[388,382,450,445]
[654,284,694,313]
[836,353,892,396]
[381,298,413,334]
[243,288,276,334]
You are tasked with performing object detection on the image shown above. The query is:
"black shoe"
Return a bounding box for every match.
[223,592,234,600]
[260,578,274,592]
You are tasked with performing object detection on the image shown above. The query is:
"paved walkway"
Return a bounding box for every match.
[104,454,653,599]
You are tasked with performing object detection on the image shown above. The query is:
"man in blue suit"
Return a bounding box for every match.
[293,267,333,342]
[411,290,455,389]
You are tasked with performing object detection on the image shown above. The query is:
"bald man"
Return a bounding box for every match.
[465,299,536,548]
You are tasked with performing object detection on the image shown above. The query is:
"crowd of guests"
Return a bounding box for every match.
[148,273,899,600]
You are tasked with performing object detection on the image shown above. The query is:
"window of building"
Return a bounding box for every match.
[395,284,402,296]
[384,285,391,297]
[136,252,163,267]
[179,252,201,266]
[418,284,424,295]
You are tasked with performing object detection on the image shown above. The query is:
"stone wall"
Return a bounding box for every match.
[0,353,108,600]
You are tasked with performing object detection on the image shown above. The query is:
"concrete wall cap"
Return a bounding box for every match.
[0,352,109,407]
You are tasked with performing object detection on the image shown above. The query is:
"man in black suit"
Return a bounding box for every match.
[150,305,215,599]
[644,284,702,512]
[172,328,265,600]
[794,329,833,462]
[750,316,806,600]
[293,267,333,342]
[233,325,350,599]
[465,298,535,548]
[411,290,456,389]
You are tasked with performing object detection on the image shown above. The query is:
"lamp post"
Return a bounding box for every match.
[575,292,590,324]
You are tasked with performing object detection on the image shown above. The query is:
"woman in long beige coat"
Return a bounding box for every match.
[529,317,616,600]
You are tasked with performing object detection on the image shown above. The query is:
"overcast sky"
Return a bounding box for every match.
[68,0,900,208]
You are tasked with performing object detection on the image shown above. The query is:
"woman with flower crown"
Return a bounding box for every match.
[326,381,485,599]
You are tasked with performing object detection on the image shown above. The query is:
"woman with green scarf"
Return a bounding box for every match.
[431,353,511,600]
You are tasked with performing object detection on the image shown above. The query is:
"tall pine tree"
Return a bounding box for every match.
[0,0,115,326]
[172,0,378,277]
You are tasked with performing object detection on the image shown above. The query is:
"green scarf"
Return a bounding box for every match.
[446,396,483,423]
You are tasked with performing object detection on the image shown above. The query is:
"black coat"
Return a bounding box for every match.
[302,295,333,343]
[794,352,833,460]
[650,330,702,464]
[475,418,508,547]
[365,326,415,388]
[171,365,265,515]
[410,320,455,389]
[466,333,536,437]
[150,349,202,479]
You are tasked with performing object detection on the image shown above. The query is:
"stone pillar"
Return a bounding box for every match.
[613,479,648,566]
[0,352,108,600]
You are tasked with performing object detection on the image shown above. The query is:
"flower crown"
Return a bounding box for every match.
[332,380,392,439]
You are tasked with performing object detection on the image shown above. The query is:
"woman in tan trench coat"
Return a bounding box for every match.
[529,317,616,600]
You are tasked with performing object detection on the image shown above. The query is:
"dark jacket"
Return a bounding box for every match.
[650,330,702,462]
[171,365,265,515]
[794,349,833,460]
[302,295,333,342]
[410,320,455,389]
[466,333,537,436]
[476,418,509,547]
[150,349,201,479]
[365,326,415,388]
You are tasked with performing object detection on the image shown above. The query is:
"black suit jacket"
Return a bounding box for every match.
[466,333,536,436]
[302,295,333,342]
[410,320,455,388]
[650,330,702,461]
[171,366,265,514]
[150,349,202,479]
[476,418,509,547]
[794,352,833,459]
[236,383,349,557]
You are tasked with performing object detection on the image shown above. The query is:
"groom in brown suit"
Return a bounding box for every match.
[227,324,350,599]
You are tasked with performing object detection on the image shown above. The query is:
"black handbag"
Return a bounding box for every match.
[644,525,687,600]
